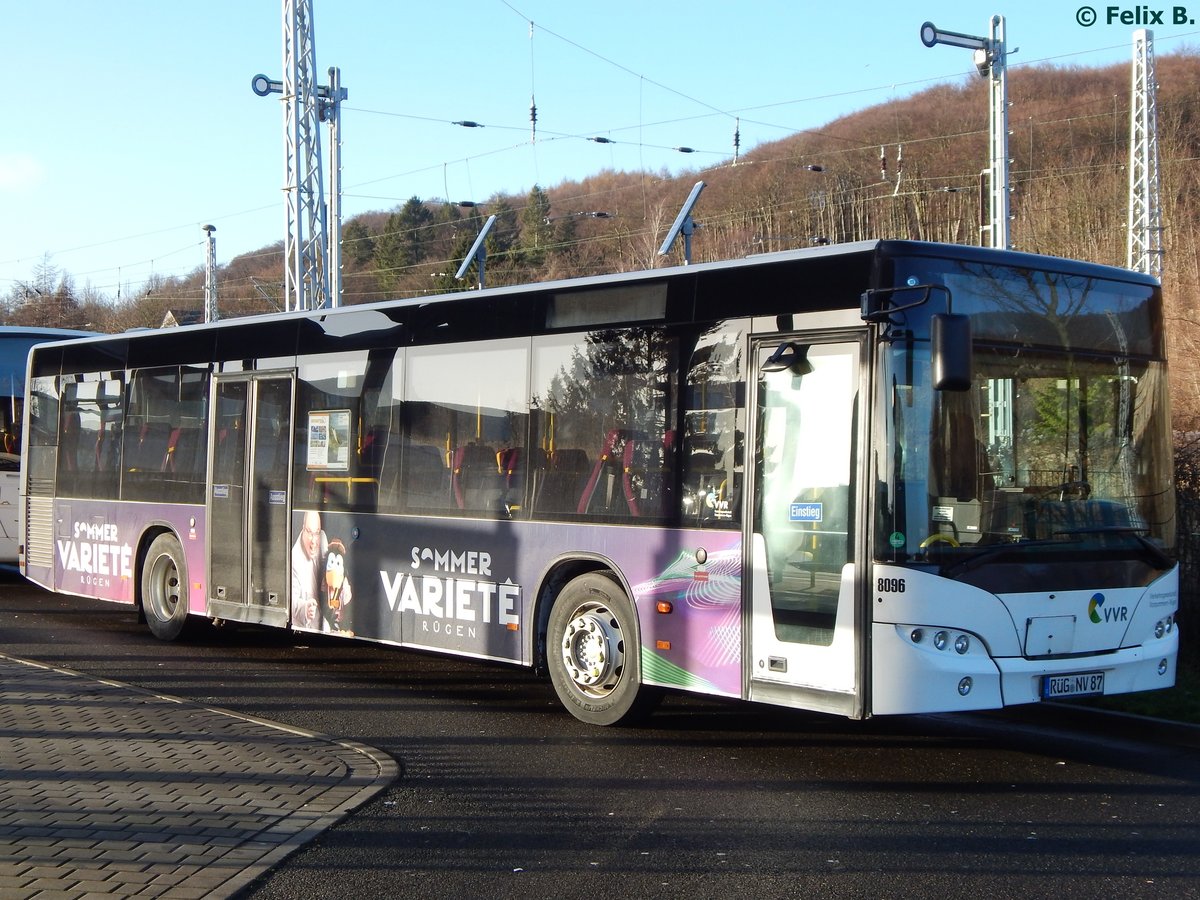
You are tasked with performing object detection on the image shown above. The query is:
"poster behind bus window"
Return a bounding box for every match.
[307,410,351,471]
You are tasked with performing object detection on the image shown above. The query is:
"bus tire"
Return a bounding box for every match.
[142,533,190,641]
[547,572,658,726]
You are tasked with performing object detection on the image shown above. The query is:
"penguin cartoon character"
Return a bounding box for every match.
[322,538,353,634]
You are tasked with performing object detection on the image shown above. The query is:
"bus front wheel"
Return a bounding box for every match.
[547,572,658,726]
[142,533,190,641]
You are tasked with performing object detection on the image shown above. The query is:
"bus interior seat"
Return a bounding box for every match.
[215,420,245,482]
[93,421,106,472]
[126,421,171,474]
[451,443,501,511]
[498,446,545,512]
[624,430,675,518]
[536,448,590,514]
[162,425,202,475]
[375,430,403,507]
[59,411,81,474]
[402,443,449,509]
[360,426,387,471]
[577,429,638,516]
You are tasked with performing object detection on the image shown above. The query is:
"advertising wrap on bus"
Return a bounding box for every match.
[36,501,205,609]
[289,510,745,699]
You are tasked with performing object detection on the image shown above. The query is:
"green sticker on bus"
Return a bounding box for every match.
[889,532,905,548]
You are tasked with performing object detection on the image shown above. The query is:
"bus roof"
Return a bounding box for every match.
[0,326,98,385]
[26,239,1159,363]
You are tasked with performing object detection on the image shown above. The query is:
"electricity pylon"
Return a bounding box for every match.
[1127,28,1163,278]
[253,0,346,311]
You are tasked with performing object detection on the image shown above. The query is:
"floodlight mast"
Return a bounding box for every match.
[658,181,706,264]
[921,16,1010,250]
[202,225,219,324]
[282,0,328,311]
[252,0,347,311]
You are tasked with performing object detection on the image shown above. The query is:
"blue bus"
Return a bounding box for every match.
[0,326,94,564]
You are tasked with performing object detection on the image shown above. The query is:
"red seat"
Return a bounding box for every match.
[577,429,637,515]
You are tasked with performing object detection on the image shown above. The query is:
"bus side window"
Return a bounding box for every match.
[681,321,747,529]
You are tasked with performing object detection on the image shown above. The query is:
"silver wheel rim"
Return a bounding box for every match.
[148,551,182,620]
[559,601,625,698]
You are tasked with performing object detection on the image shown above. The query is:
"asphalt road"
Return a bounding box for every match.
[1,573,1197,899]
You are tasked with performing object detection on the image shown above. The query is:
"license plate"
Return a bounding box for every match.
[1042,671,1105,699]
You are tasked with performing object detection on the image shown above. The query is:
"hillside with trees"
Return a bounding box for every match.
[5,53,1199,430]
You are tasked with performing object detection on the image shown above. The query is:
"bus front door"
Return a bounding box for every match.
[207,373,294,628]
[747,336,866,717]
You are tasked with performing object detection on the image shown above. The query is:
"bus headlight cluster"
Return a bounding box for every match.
[910,626,972,655]
[1153,614,1175,640]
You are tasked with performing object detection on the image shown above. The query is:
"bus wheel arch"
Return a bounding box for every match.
[543,566,659,726]
[534,559,606,671]
[138,529,190,641]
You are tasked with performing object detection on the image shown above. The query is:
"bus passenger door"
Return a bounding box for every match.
[747,336,866,717]
[207,373,294,628]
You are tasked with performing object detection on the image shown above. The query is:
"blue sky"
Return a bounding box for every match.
[2,1,1196,299]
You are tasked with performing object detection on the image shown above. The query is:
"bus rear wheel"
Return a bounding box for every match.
[142,533,190,641]
[547,572,658,726]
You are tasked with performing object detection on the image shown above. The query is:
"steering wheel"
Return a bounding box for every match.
[1055,480,1091,501]
[920,533,960,548]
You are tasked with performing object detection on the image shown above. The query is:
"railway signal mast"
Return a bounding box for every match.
[252,0,347,312]
[921,16,1011,250]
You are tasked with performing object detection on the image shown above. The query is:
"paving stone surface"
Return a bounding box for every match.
[0,653,397,899]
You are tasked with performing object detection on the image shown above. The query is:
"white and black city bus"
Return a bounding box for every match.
[20,240,1178,724]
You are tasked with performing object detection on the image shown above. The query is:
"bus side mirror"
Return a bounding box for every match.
[932,313,972,391]
[762,341,814,376]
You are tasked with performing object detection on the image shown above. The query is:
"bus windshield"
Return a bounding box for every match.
[881,256,1175,584]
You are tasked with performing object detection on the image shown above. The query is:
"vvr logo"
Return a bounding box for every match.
[1088,593,1129,624]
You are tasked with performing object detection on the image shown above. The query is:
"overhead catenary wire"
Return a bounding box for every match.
[8,19,1199,298]
[16,92,1172,299]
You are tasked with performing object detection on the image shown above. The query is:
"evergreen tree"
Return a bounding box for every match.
[342,220,375,266]
[518,184,554,269]
[374,197,435,294]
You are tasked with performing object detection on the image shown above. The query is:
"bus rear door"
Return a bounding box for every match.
[746,335,867,717]
[207,373,294,627]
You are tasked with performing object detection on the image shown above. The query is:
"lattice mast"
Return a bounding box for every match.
[1127,28,1163,278]
[282,0,330,312]
[202,225,219,323]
